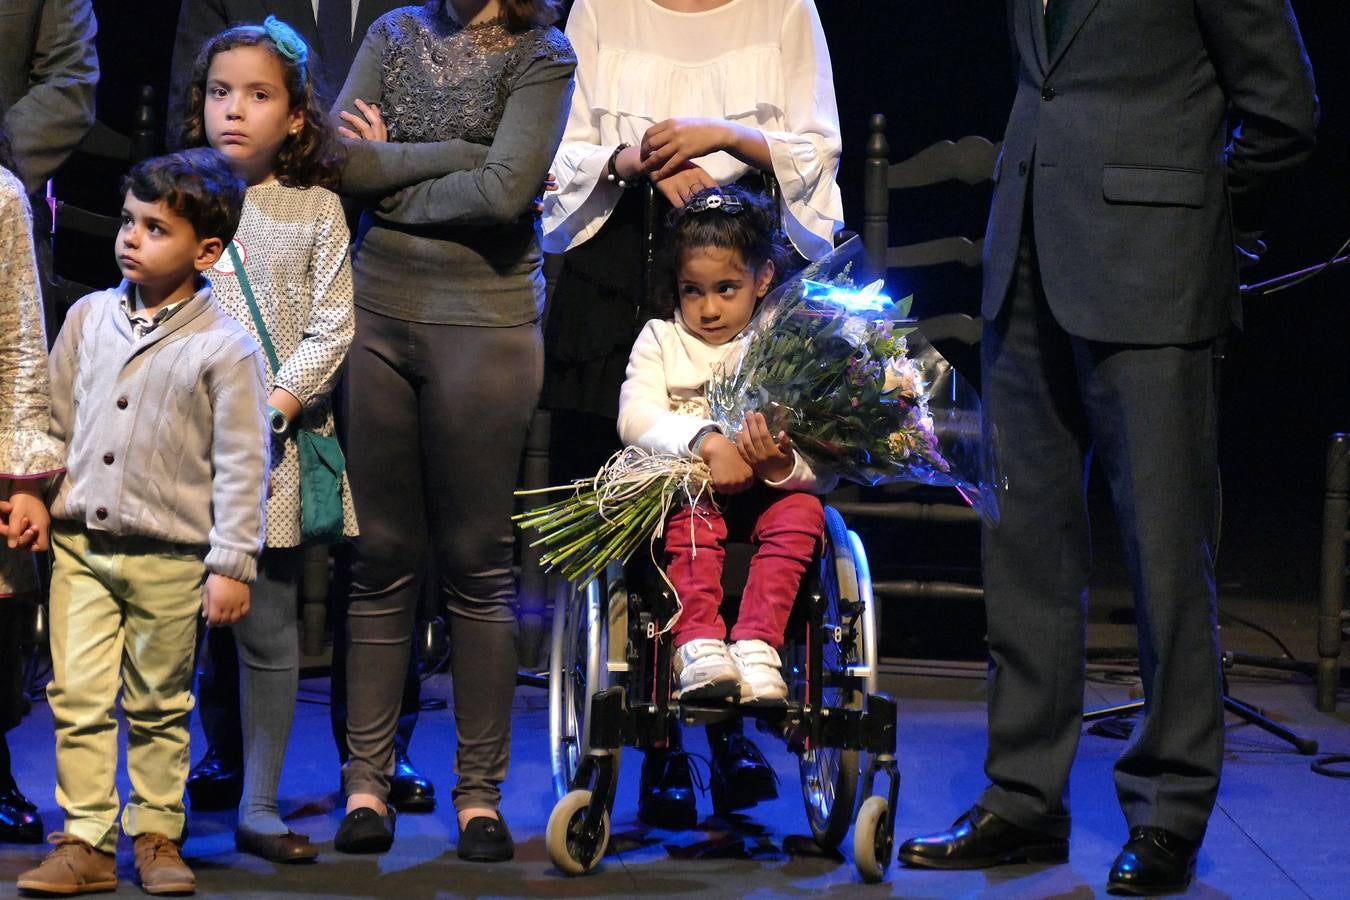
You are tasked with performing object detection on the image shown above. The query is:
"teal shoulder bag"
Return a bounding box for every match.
[227,242,346,543]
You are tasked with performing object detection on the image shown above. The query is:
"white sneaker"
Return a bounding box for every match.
[730,639,788,704]
[673,639,740,702]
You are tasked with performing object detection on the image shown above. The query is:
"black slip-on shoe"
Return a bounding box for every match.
[456,815,514,862]
[899,805,1069,870]
[1107,826,1199,895]
[333,807,396,854]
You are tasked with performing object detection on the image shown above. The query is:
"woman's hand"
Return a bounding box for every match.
[534,171,557,215]
[652,163,717,209]
[337,99,388,142]
[640,117,732,180]
[4,486,50,551]
[700,432,754,495]
[735,412,794,483]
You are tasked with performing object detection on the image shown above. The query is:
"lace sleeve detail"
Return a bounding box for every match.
[527,26,577,67]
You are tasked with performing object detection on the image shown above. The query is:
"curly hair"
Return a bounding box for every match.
[501,0,563,32]
[178,19,342,189]
[657,184,789,317]
[121,148,247,245]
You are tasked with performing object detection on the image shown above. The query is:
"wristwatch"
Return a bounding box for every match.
[267,405,290,435]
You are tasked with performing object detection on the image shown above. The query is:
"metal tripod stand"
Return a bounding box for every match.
[1084,650,1319,755]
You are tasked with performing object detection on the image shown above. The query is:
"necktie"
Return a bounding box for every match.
[316,0,355,102]
[1044,0,1071,55]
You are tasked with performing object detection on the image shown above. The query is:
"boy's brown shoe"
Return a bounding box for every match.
[132,833,195,895]
[16,832,117,895]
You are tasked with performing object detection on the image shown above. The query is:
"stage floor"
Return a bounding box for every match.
[4,606,1348,900]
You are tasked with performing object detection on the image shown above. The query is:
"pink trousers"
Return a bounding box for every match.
[664,486,825,649]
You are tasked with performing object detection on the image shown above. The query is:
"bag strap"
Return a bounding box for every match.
[227,242,280,373]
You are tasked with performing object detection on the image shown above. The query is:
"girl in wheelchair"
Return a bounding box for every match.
[617,184,837,824]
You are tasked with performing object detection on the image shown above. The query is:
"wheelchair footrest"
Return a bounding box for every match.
[678,700,802,728]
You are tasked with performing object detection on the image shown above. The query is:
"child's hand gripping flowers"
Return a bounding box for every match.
[734,411,794,484]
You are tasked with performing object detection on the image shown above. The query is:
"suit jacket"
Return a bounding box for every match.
[0,0,98,193]
[166,0,406,145]
[982,0,1318,344]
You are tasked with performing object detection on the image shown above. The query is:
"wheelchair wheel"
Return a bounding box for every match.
[853,795,892,883]
[546,788,610,876]
[549,575,606,800]
[799,505,864,850]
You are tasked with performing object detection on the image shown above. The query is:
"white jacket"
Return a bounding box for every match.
[617,311,836,495]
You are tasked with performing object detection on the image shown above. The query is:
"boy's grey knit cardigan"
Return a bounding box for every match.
[48,280,270,583]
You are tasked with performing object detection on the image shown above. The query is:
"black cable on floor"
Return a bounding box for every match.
[1311,754,1350,778]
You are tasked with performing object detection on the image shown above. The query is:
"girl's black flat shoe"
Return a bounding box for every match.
[456,815,514,862]
[334,806,396,854]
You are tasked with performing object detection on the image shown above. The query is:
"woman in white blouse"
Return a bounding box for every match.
[544,0,842,257]
[539,0,843,831]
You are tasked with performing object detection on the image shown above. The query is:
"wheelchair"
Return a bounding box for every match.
[544,505,900,882]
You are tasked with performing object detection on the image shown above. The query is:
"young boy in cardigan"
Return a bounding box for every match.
[17,148,269,897]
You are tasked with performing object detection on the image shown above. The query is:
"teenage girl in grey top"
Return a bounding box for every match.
[331,0,574,861]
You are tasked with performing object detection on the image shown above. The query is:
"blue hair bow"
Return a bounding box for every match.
[263,15,309,64]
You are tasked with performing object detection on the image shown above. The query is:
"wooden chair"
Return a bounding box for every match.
[46,85,161,318]
[831,114,1000,636]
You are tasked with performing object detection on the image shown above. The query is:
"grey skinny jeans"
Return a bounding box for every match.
[342,307,541,811]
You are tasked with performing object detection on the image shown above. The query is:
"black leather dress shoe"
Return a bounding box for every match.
[334,807,396,854]
[186,747,243,812]
[899,806,1069,869]
[235,826,319,863]
[1107,826,1199,895]
[637,747,698,830]
[709,731,777,815]
[457,814,514,862]
[388,747,435,813]
[0,786,43,844]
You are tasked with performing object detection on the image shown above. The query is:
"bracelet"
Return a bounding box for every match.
[606,142,631,188]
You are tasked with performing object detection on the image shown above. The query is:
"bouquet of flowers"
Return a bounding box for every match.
[515,237,998,588]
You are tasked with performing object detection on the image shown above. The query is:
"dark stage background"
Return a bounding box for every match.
[60,1,1350,642]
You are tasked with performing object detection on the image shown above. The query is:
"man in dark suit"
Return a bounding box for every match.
[0,0,99,196]
[900,0,1317,893]
[164,0,434,819]
[0,0,97,846]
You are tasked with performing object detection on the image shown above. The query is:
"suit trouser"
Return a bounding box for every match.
[977,220,1224,843]
[47,524,205,852]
